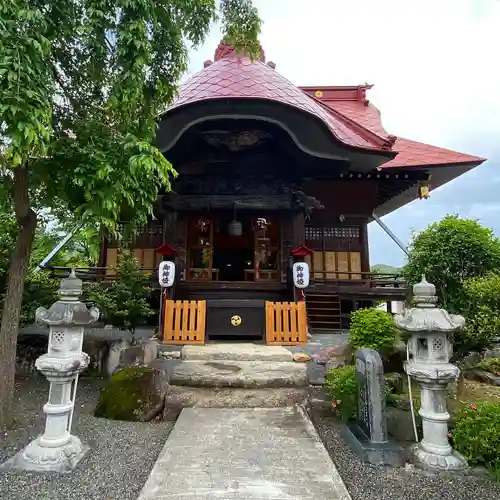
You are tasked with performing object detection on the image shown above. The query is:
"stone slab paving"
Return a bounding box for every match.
[138,407,351,500]
[182,343,293,362]
[169,360,308,388]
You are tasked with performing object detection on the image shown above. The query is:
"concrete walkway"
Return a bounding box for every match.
[138,407,351,500]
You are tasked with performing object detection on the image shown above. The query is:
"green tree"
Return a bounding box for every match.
[404,215,500,312]
[452,273,500,362]
[87,250,155,344]
[0,0,261,427]
[0,202,92,328]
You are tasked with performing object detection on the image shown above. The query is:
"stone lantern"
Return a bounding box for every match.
[1,270,99,473]
[394,276,468,471]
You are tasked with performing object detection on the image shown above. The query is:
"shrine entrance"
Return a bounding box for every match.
[186,212,281,283]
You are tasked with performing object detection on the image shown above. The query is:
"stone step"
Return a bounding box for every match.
[163,386,308,421]
[181,343,293,362]
[169,360,308,388]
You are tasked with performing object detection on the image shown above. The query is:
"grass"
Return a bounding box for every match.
[389,377,500,415]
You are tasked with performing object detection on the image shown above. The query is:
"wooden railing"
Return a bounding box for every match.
[163,300,206,344]
[47,266,158,281]
[47,266,405,293]
[265,301,307,345]
[311,271,405,288]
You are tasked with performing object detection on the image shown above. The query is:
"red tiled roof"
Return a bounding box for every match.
[301,86,485,169]
[382,137,484,168]
[168,44,485,170]
[169,45,391,152]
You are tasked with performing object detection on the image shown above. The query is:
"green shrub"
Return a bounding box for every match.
[348,308,399,354]
[324,365,357,421]
[452,402,500,472]
[476,358,500,376]
[87,250,155,344]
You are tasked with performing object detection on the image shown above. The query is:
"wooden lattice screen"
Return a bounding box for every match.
[163,300,206,345]
[265,301,307,346]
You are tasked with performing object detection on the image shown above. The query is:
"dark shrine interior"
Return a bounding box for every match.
[213,213,255,282]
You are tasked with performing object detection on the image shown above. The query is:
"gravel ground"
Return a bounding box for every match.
[0,377,173,500]
[311,411,500,500]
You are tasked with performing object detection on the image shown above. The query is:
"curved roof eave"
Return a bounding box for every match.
[158,95,397,159]
[159,53,397,159]
[157,97,397,172]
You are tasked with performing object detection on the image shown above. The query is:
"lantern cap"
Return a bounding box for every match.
[413,275,436,303]
[156,243,179,256]
[58,268,83,300]
[291,245,313,257]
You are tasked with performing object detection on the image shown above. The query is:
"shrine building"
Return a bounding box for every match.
[96,42,485,345]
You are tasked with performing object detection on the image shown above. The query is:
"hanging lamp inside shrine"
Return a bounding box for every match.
[228,203,242,236]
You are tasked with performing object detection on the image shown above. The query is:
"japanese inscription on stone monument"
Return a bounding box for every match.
[355,348,387,444]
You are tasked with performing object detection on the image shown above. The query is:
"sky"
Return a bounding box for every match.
[184,0,500,267]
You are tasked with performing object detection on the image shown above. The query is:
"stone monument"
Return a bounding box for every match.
[0,270,99,473]
[394,276,468,471]
[342,348,403,466]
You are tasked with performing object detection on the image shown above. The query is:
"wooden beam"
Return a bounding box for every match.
[163,194,295,211]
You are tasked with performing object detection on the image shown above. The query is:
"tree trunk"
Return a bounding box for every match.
[0,167,37,428]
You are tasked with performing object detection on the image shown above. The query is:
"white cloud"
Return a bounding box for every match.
[187,0,500,149]
[185,0,500,266]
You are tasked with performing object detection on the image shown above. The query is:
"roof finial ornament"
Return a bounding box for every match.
[203,60,213,68]
[267,61,276,69]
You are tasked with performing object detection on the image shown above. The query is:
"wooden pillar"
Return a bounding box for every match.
[163,210,177,244]
[281,213,294,283]
[292,211,305,247]
[360,219,370,274]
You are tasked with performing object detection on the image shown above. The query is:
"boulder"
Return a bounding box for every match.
[465,368,500,386]
[116,340,159,371]
[94,366,168,421]
[387,407,421,442]
[163,386,308,421]
[312,344,351,367]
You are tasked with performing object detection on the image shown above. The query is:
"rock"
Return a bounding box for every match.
[83,338,112,376]
[147,358,171,375]
[312,344,351,366]
[293,352,311,362]
[307,386,332,413]
[169,360,308,388]
[181,344,293,362]
[163,386,308,421]
[160,350,181,360]
[94,366,168,421]
[465,368,500,386]
[16,333,113,377]
[143,340,159,364]
[484,346,500,359]
[118,345,143,368]
[117,340,159,370]
[387,407,421,442]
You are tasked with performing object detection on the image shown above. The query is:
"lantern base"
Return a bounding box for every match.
[410,443,468,472]
[0,435,89,474]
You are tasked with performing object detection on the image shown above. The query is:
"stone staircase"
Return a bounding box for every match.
[163,343,309,419]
